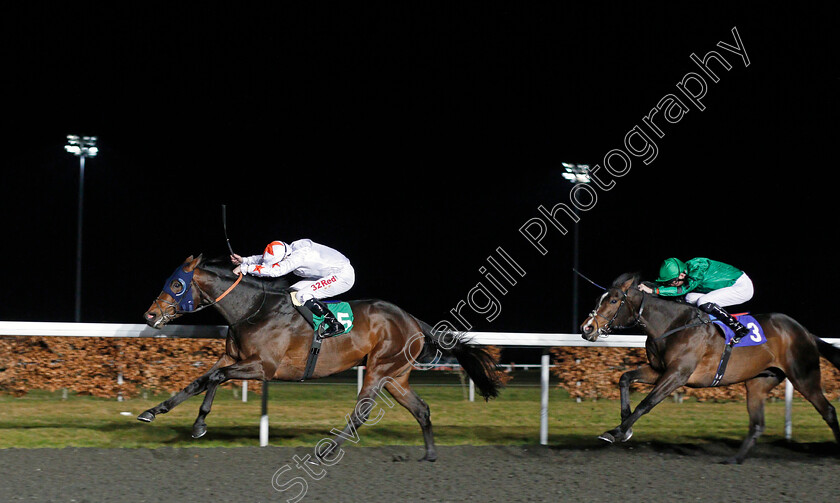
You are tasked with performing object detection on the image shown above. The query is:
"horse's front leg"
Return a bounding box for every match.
[600,367,690,444]
[138,354,234,423]
[616,365,661,442]
[191,356,265,439]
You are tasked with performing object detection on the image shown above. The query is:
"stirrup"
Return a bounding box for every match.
[729,325,750,346]
[318,318,344,337]
[304,298,343,337]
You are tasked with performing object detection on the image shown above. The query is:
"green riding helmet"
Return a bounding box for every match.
[656,258,687,283]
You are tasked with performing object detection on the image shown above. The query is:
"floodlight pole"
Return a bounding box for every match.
[65,135,97,322]
[572,213,580,331]
[75,155,85,322]
[561,163,591,333]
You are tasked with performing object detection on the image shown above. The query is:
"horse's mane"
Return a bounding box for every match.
[198,255,296,292]
[612,271,701,314]
[611,272,641,289]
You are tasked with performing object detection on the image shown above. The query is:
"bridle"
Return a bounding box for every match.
[152,265,245,325]
[588,287,647,337]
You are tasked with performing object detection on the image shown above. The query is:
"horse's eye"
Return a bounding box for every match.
[610,299,617,304]
[171,281,182,292]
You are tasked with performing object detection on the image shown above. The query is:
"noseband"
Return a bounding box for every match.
[589,288,647,337]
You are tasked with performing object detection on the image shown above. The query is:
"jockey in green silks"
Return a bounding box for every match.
[638,257,754,343]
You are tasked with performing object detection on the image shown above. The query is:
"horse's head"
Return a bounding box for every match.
[580,273,645,341]
[144,255,203,328]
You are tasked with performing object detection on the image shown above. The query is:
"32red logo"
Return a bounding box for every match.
[311,275,337,291]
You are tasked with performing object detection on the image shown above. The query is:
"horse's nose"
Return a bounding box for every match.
[581,320,598,341]
[144,310,157,326]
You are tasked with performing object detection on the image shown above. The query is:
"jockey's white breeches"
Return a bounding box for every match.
[292,264,355,303]
[685,273,754,308]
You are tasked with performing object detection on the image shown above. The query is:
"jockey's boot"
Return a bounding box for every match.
[699,302,751,345]
[304,298,344,337]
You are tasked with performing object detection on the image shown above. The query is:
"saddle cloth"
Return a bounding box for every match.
[710,313,766,347]
[314,301,354,336]
[292,296,354,337]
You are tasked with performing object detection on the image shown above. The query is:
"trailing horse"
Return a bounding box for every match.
[581,273,840,464]
[140,255,504,461]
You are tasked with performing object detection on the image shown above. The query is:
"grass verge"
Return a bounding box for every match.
[1,382,837,449]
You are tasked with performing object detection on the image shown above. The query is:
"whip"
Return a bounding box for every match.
[222,204,235,256]
[573,268,607,291]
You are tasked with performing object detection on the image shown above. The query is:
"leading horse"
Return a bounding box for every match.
[140,255,504,461]
[581,273,840,464]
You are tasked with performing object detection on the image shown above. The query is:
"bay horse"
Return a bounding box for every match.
[580,273,840,464]
[140,255,503,461]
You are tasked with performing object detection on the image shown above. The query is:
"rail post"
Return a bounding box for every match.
[785,379,794,440]
[540,350,550,445]
[260,380,269,447]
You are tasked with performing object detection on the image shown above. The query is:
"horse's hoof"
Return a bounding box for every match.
[419,453,437,462]
[598,432,617,444]
[720,456,741,465]
[137,411,155,423]
[191,424,207,439]
[622,428,633,442]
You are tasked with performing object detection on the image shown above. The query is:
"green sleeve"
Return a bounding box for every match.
[655,285,687,296]
[655,258,709,296]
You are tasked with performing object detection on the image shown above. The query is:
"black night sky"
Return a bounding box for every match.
[2,3,838,359]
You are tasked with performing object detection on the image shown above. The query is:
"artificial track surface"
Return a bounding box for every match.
[2,441,839,502]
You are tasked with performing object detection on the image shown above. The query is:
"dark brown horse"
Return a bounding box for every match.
[140,255,503,461]
[580,273,840,464]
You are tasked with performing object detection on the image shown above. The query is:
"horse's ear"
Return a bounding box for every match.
[617,273,640,292]
[184,254,202,272]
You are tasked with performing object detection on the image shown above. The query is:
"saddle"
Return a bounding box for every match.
[710,313,766,386]
[709,313,765,347]
[291,293,354,381]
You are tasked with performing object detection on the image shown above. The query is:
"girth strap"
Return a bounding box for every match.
[301,332,323,381]
[711,335,743,386]
[293,294,348,381]
[712,343,733,386]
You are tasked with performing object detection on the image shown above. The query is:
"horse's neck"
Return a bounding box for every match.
[198,271,289,325]
[641,295,702,338]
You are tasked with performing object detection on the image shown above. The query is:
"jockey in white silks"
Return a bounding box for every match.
[231,239,355,337]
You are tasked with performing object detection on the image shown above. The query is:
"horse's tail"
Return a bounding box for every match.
[412,317,504,400]
[814,334,840,371]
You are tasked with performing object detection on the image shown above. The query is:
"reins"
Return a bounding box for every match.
[189,271,270,327]
[175,272,244,315]
[586,278,714,341]
[212,272,243,303]
[154,269,254,325]
[655,312,713,341]
[229,281,268,327]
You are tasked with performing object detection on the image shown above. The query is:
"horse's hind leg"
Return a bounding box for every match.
[382,375,437,462]
[191,356,265,439]
[786,361,840,444]
[138,354,234,423]
[316,373,383,462]
[725,373,783,465]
